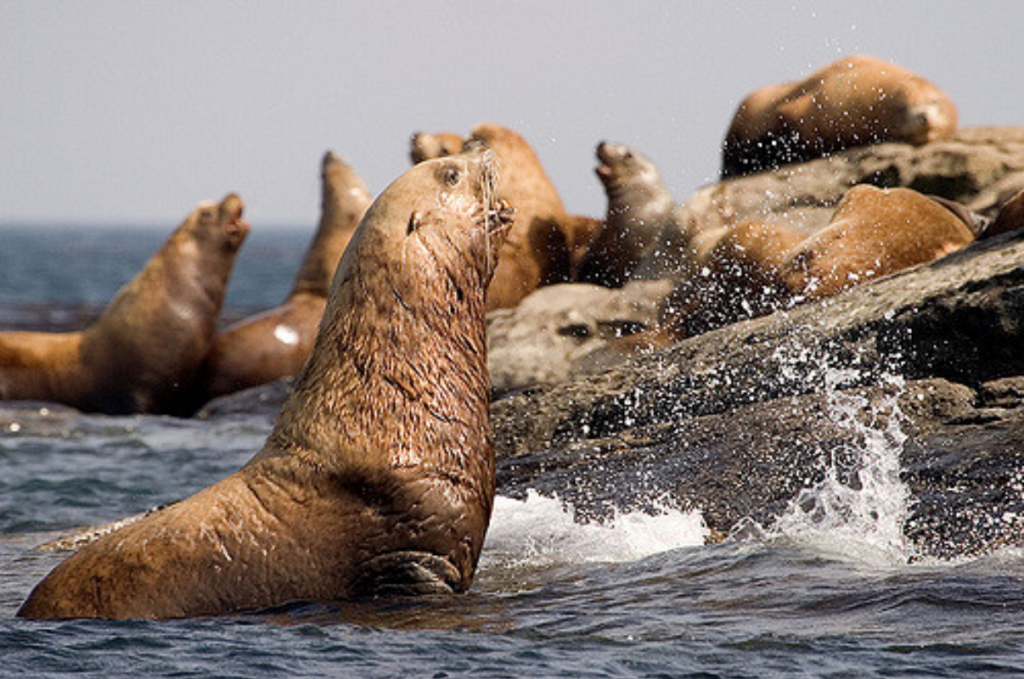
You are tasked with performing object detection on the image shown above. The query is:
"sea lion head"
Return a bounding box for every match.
[322,150,371,203]
[595,141,668,202]
[186,193,250,254]
[898,96,958,145]
[409,131,466,164]
[331,147,515,310]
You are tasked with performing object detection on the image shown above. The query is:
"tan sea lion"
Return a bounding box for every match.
[190,152,371,409]
[409,124,602,302]
[660,218,804,338]
[722,54,958,178]
[578,142,676,287]
[782,185,976,299]
[0,196,249,415]
[18,148,515,620]
[409,131,464,165]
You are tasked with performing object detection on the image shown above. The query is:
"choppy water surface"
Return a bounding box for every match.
[1,227,1022,677]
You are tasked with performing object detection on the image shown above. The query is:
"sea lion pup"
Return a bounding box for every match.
[410,124,602,302]
[190,152,372,409]
[0,196,248,415]
[577,142,675,287]
[721,54,958,178]
[781,185,975,300]
[18,148,515,620]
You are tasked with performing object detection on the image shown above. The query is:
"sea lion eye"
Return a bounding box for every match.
[443,166,461,187]
[407,212,422,235]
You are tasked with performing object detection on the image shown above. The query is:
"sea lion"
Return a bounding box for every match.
[722,54,958,178]
[660,218,804,338]
[982,188,1024,240]
[409,124,602,302]
[0,196,248,415]
[782,185,975,299]
[18,148,515,620]
[578,142,676,287]
[190,152,371,409]
[409,131,464,165]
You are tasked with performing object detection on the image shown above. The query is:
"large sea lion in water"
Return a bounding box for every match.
[190,152,371,409]
[781,185,975,299]
[18,148,515,620]
[578,142,676,287]
[722,54,958,178]
[0,195,248,415]
[410,123,602,304]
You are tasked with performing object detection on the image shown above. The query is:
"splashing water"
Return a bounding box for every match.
[769,366,913,566]
[482,491,708,572]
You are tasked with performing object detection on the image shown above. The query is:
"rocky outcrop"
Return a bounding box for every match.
[492,229,1024,558]
[673,126,1024,240]
[487,280,671,395]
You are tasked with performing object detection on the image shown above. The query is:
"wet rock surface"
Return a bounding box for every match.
[493,229,1024,558]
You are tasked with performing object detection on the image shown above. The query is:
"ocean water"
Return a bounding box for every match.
[1,225,1023,678]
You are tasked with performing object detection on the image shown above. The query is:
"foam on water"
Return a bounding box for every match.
[767,367,914,567]
[482,490,708,571]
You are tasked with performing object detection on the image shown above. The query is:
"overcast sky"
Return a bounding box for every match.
[2,1,1021,228]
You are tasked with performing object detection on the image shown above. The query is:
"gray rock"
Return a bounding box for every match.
[487,280,671,396]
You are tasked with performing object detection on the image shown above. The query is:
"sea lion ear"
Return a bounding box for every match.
[407,211,422,235]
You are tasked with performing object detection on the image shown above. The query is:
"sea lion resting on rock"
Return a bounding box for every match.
[18,148,514,620]
[0,195,248,415]
[782,185,976,299]
[190,152,371,409]
[722,54,958,178]
[577,142,675,288]
[982,188,1024,240]
[410,123,602,304]
[661,218,805,338]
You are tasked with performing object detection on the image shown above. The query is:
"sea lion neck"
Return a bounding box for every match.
[261,221,494,481]
[291,153,372,299]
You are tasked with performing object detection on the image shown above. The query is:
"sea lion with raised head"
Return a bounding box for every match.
[410,124,602,301]
[18,148,514,620]
[781,184,975,299]
[722,54,958,178]
[578,142,676,287]
[190,152,371,409]
[0,195,248,415]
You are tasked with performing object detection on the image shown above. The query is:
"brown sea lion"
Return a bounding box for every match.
[660,218,804,338]
[0,196,248,415]
[409,124,602,303]
[722,54,958,178]
[982,188,1024,240]
[409,131,464,165]
[191,152,371,408]
[18,148,515,620]
[782,185,975,299]
[578,142,676,287]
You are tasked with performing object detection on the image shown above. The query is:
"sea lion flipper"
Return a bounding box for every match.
[351,551,464,596]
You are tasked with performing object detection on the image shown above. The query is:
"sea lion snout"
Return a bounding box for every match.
[217,194,249,248]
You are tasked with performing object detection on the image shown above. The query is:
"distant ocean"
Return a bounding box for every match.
[1,224,1023,678]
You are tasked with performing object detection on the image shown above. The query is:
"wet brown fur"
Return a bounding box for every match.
[18,150,513,620]
[191,152,372,408]
[0,196,248,415]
